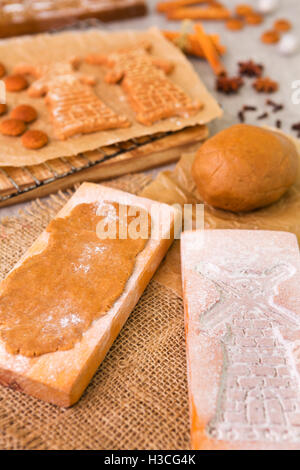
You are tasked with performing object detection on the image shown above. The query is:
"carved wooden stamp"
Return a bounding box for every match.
[181,230,300,450]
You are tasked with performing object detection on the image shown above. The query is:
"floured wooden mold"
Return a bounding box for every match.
[0,182,179,407]
[181,229,300,450]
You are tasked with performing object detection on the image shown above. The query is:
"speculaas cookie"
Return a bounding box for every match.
[22,130,48,149]
[4,74,28,92]
[0,118,26,136]
[86,44,202,126]
[11,104,38,123]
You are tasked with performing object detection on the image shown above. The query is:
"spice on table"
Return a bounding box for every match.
[257,112,269,120]
[261,30,280,44]
[245,13,264,25]
[265,99,284,113]
[272,104,283,113]
[237,105,257,122]
[243,105,257,111]
[194,23,227,76]
[266,99,281,108]
[216,75,244,94]
[238,110,245,122]
[291,122,300,138]
[253,77,279,93]
[226,18,244,31]
[274,19,292,32]
[235,4,253,16]
[275,119,282,128]
[156,0,208,13]
[162,30,226,58]
[238,60,264,77]
[167,6,231,20]
[266,99,284,112]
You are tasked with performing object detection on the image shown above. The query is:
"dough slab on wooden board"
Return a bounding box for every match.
[0,28,222,167]
[0,183,180,407]
[181,229,300,450]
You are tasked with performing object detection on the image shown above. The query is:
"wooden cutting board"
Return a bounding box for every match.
[0,182,180,407]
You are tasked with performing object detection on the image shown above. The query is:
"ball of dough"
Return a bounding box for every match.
[192,124,299,212]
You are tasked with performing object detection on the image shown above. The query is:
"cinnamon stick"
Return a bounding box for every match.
[167,6,231,20]
[194,23,227,75]
[162,30,226,57]
[157,0,210,13]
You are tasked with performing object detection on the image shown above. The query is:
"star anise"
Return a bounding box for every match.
[253,77,279,93]
[238,60,264,78]
[291,122,300,131]
[216,75,244,94]
[291,122,300,137]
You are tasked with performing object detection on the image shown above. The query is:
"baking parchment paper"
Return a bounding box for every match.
[0,27,222,167]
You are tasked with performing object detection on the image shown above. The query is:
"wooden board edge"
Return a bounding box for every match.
[0,191,179,407]
[0,139,204,208]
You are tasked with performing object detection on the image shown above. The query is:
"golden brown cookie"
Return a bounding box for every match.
[11,104,37,123]
[21,130,48,149]
[4,74,28,92]
[0,104,8,116]
[0,118,26,136]
[274,19,292,32]
[46,76,130,140]
[0,63,6,78]
[261,30,280,44]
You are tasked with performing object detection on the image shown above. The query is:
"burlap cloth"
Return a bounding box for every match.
[0,173,190,450]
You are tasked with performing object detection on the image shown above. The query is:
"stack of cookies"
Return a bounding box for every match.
[0,28,222,206]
